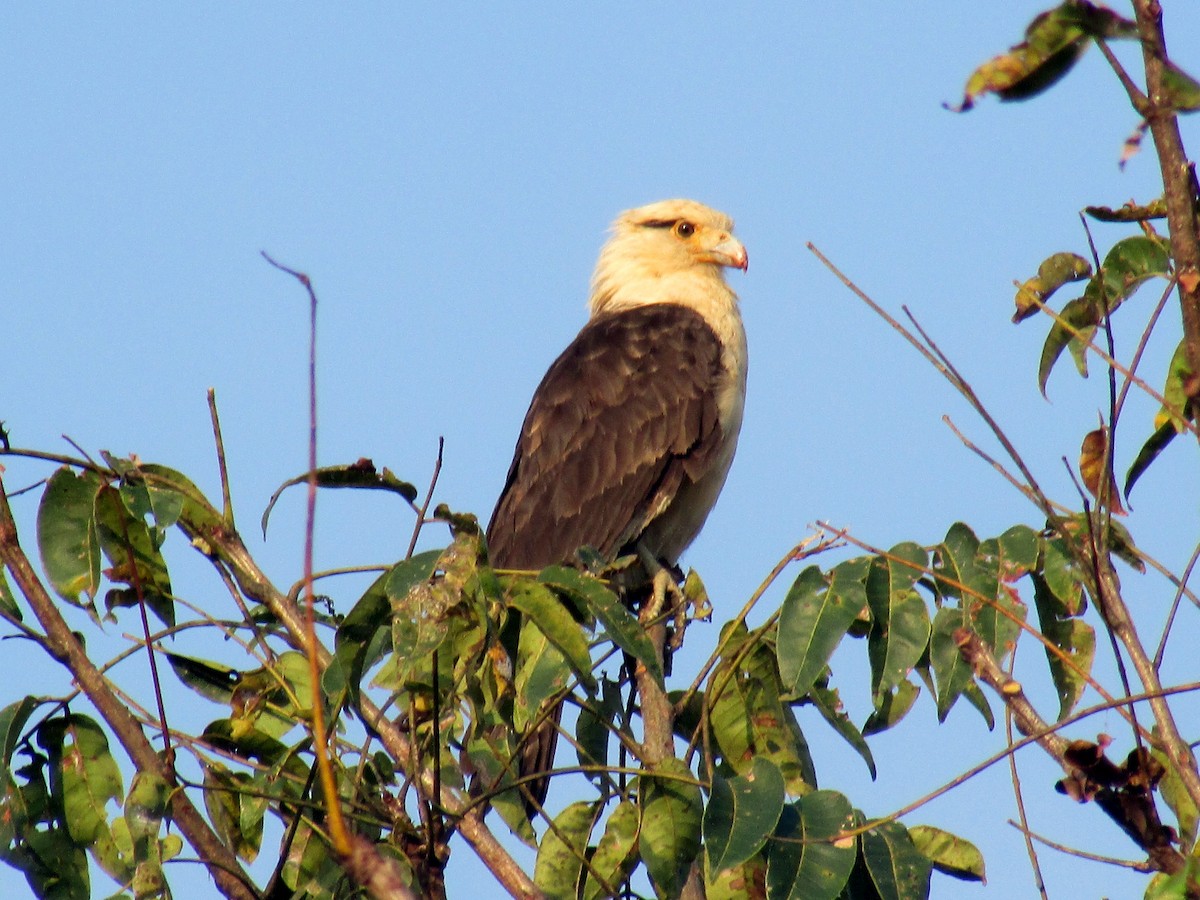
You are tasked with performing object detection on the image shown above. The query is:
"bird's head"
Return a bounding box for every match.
[589,199,747,316]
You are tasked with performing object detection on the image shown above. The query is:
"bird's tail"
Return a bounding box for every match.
[518,699,563,818]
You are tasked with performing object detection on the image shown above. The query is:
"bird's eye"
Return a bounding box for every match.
[674,221,696,239]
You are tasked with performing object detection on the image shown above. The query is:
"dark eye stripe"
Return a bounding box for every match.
[641,218,678,229]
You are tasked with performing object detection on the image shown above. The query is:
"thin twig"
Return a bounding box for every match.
[1113,274,1177,432]
[407,437,445,560]
[816,522,1142,734]
[261,252,352,859]
[1007,819,1155,872]
[1063,466,1142,753]
[942,415,1065,513]
[208,388,234,525]
[1095,39,1152,115]
[1004,643,1049,900]
[673,532,840,717]
[0,472,259,900]
[1024,291,1197,439]
[1154,538,1200,668]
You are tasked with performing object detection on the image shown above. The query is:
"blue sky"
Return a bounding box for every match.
[4,4,1200,897]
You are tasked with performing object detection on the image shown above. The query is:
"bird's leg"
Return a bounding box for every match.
[635,544,688,674]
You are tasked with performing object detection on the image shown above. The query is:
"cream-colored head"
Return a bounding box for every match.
[588,199,748,318]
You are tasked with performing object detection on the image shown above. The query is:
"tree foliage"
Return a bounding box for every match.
[3,2,1200,898]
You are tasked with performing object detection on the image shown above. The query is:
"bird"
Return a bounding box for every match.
[486,197,748,814]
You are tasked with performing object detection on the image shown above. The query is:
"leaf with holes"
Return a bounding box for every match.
[37,714,123,847]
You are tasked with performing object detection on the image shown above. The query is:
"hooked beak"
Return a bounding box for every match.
[700,233,749,272]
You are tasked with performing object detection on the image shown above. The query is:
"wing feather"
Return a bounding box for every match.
[487,304,726,570]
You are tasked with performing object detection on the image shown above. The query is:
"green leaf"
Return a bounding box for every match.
[1044,235,1172,391]
[390,560,463,691]
[137,463,224,538]
[866,544,931,702]
[1033,574,1095,720]
[507,579,596,694]
[934,523,1026,661]
[36,467,103,606]
[639,757,703,899]
[1154,747,1199,852]
[116,470,184,537]
[861,820,933,900]
[1012,251,1091,323]
[705,758,786,875]
[962,680,996,730]
[513,617,570,735]
[710,641,815,794]
[125,771,172,893]
[909,824,986,883]
[540,564,660,686]
[995,524,1041,573]
[778,558,868,698]
[1161,60,1200,113]
[1147,864,1200,899]
[707,854,768,900]
[205,763,266,862]
[576,678,624,776]
[958,16,1086,108]
[37,714,123,847]
[0,568,20,621]
[0,697,40,773]
[1159,339,1196,433]
[1126,421,1178,503]
[862,680,920,736]
[928,608,972,722]
[167,652,241,704]
[463,729,534,846]
[1040,533,1087,616]
[1038,295,1100,394]
[14,825,90,899]
[1087,235,1171,309]
[533,801,598,898]
[766,790,855,900]
[261,459,418,536]
[583,801,639,900]
[333,551,440,705]
[809,682,875,779]
[1128,339,1192,499]
[93,484,175,627]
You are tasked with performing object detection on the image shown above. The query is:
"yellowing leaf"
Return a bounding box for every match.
[1078,427,1126,515]
[953,3,1135,111]
[909,825,986,883]
[1013,252,1092,323]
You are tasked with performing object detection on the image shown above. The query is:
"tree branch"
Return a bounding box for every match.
[957,629,1194,891]
[1132,0,1200,408]
[0,474,259,900]
[173,495,541,898]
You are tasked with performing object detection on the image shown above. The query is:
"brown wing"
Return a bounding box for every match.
[487,303,726,570]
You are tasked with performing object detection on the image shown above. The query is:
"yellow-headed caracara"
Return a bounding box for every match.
[486,198,748,810]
